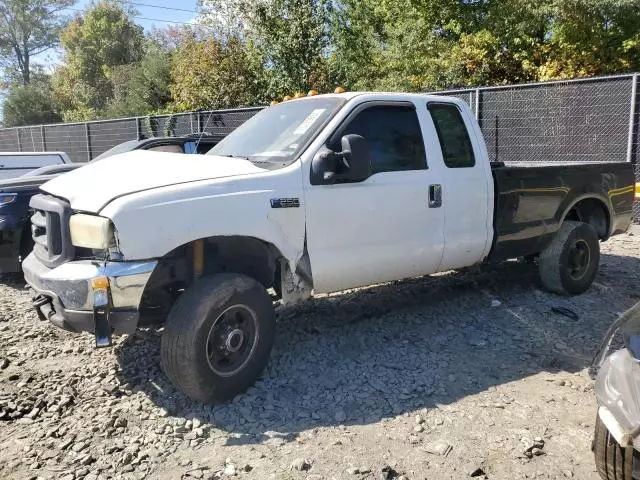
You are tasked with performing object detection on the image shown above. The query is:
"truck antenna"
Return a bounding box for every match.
[195,110,216,152]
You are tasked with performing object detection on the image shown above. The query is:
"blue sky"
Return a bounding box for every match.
[73,0,200,30]
[37,0,201,67]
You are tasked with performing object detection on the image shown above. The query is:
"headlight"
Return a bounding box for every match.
[69,214,116,249]
[0,193,17,206]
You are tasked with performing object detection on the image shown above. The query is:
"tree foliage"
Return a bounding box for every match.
[5,0,640,126]
[247,0,333,96]
[170,37,266,111]
[3,82,62,127]
[328,0,640,91]
[105,43,173,117]
[51,0,144,120]
[0,0,73,85]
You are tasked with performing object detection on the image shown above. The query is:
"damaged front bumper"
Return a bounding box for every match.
[22,252,157,343]
[596,348,640,450]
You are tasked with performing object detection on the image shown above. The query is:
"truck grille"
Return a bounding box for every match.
[30,194,74,268]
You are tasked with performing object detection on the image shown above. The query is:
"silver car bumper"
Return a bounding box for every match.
[596,348,640,450]
[22,252,157,335]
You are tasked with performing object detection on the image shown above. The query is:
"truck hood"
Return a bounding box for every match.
[40,150,267,213]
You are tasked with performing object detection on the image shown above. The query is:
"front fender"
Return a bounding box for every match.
[100,164,306,271]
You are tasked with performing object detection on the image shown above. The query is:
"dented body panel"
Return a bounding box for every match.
[98,160,307,269]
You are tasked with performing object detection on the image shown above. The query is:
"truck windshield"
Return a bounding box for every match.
[207,97,345,166]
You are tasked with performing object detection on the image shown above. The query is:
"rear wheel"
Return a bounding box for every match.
[161,273,275,403]
[538,220,600,295]
[594,414,635,480]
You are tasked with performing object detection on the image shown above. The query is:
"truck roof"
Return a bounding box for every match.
[288,91,459,103]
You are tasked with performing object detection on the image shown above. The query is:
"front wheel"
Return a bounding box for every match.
[161,273,275,403]
[538,220,600,295]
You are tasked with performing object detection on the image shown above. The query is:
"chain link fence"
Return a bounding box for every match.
[432,74,639,165]
[0,108,263,164]
[0,73,638,211]
[431,73,640,219]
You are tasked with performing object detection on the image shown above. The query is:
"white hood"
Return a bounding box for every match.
[41,150,266,213]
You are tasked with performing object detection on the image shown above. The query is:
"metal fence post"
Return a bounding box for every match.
[41,125,46,151]
[627,73,638,164]
[84,123,92,162]
[475,87,481,124]
[16,129,21,152]
[135,117,141,140]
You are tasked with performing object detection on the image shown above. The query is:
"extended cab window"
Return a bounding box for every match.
[428,103,476,168]
[331,105,427,174]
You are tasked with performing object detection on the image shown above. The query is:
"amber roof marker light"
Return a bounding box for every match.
[334,86,346,94]
[308,89,319,96]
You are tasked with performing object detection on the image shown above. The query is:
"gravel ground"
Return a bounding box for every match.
[2,231,640,480]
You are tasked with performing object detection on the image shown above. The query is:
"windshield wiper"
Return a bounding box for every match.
[220,154,251,161]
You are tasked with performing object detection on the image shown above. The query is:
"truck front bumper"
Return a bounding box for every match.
[22,252,157,336]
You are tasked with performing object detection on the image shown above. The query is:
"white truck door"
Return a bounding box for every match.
[425,101,493,270]
[304,101,445,293]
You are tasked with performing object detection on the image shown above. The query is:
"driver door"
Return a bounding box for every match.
[304,101,445,293]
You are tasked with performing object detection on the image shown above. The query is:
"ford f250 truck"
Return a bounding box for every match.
[23,92,635,403]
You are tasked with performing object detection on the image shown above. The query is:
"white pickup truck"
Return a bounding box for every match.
[23,92,634,403]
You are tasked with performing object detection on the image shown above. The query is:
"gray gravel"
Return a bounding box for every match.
[2,230,640,480]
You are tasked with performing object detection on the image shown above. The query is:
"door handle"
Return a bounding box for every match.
[429,184,442,208]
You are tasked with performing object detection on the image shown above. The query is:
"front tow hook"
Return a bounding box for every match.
[32,295,53,321]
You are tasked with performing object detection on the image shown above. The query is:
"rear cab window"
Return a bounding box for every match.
[428,103,476,168]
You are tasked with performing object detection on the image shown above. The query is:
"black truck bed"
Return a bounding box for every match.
[488,161,635,262]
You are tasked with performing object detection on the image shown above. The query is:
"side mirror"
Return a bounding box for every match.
[311,134,371,185]
[340,134,371,182]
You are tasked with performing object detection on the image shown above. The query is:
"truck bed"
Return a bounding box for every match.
[488,161,635,262]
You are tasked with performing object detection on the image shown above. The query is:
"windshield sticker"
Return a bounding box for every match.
[293,109,326,135]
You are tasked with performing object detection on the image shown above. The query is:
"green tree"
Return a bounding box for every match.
[170,37,266,111]
[0,0,73,85]
[3,82,62,127]
[248,0,333,97]
[540,0,640,79]
[198,0,250,41]
[328,0,640,90]
[51,0,144,120]
[106,42,173,117]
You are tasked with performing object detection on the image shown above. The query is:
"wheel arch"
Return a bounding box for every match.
[560,194,612,240]
[137,235,287,324]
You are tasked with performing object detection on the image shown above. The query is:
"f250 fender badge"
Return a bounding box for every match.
[270,198,300,208]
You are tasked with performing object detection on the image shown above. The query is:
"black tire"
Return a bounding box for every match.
[538,220,600,295]
[161,273,275,403]
[594,414,634,480]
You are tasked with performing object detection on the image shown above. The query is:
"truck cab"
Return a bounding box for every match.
[22,92,634,403]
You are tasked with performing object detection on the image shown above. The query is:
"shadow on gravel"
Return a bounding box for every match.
[114,253,640,446]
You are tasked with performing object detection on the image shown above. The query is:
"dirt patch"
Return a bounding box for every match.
[2,230,640,480]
